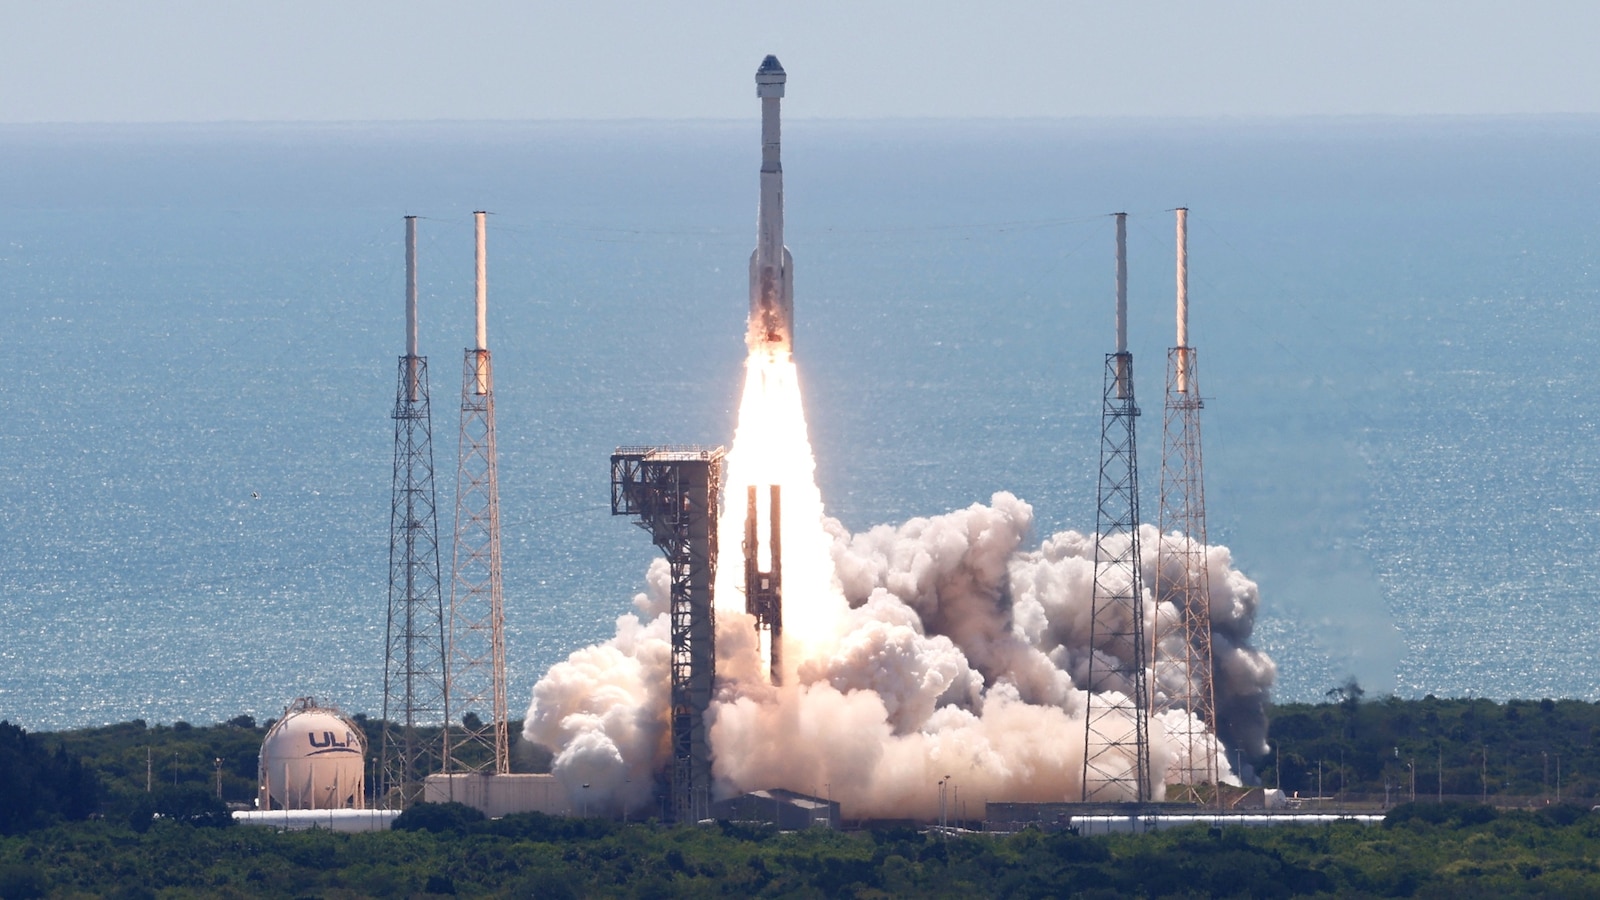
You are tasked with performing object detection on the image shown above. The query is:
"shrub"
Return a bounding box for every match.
[152,784,233,828]
[392,801,485,835]
[0,863,48,900]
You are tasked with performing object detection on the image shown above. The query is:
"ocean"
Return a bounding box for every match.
[1,116,1596,731]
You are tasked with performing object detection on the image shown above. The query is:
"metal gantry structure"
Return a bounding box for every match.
[1082,213,1152,804]
[610,447,723,824]
[743,484,783,685]
[381,216,450,808]
[446,212,509,776]
[1153,208,1218,801]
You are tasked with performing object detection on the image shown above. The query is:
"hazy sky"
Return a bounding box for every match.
[4,1,1599,122]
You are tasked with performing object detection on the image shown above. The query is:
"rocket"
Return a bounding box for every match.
[749,55,794,355]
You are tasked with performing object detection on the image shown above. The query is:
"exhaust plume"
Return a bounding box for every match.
[524,353,1275,819]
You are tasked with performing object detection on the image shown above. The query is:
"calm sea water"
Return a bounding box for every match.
[2,116,1597,731]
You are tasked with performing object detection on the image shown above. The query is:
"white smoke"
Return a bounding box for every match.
[523,491,1276,818]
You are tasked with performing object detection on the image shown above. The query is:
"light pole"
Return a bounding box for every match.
[581,783,590,818]
[937,776,950,829]
[214,758,223,801]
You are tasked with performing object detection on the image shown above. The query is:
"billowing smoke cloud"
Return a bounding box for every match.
[524,490,1276,819]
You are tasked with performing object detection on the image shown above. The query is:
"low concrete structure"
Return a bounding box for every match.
[985,801,1383,834]
[234,809,399,832]
[987,802,1192,831]
[710,789,839,829]
[422,773,567,818]
[1071,813,1383,834]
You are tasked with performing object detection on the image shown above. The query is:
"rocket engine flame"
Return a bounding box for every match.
[523,348,1276,819]
[717,350,844,668]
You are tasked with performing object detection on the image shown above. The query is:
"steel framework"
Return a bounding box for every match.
[1153,345,1218,800]
[743,484,783,685]
[446,346,508,774]
[381,351,449,807]
[1153,209,1218,802]
[610,447,723,824]
[1082,351,1152,803]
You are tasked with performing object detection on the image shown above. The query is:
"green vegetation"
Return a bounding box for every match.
[1,692,1597,897]
[1263,685,1600,801]
[1,805,1599,897]
[40,715,550,817]
[47,718,267,809]
[0,722,99,835]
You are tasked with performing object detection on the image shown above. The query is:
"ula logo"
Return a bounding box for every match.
[308,731,352,749]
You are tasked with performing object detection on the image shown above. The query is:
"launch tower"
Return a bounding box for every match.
[1153,208,1218,800]
[381,216,450,807]
[611,447,724,824]
[446,212,509,775]
[1081,212,1153,803]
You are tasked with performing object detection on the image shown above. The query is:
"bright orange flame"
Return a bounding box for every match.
[716,349,847,677]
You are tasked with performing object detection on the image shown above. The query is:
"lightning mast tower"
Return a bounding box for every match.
[1153,208,1218,800]
[446,211,509,775]
[381,216,450,807]
[611,447,723,824]
[1082,212,1152,803]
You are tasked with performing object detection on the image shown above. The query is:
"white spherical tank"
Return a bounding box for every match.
[258,698,366,810]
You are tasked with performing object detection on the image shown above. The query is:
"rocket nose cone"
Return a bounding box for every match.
[758,55,785,76]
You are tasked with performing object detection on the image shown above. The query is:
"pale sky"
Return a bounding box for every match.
[3,1,1599,122]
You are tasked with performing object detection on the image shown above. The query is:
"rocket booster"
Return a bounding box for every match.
[749,55,794,355]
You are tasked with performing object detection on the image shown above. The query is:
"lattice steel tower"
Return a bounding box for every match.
[1082,212,1152,803]
[446,212,509,775]
[381,216,450,807]
[610,447,723,824]
[1153,208,1218,801]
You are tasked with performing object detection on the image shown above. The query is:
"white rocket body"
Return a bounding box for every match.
[749,55,794,355]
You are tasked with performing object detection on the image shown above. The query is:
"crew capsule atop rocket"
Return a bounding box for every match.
[749,54,794,355]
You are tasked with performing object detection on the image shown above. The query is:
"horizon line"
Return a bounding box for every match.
[6,111,1600,129]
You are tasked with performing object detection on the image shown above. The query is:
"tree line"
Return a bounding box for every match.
[2,691,1598,897]
[1263,685,1599,802]
[0,800,1597,897]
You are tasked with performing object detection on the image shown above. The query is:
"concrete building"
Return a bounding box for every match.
[711,789,839,830]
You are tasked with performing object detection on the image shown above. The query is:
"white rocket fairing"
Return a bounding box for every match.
[749,55,794,355]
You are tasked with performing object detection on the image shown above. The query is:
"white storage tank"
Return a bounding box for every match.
[258,697,366,810]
